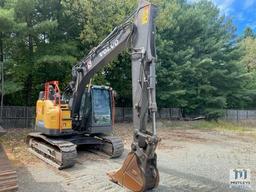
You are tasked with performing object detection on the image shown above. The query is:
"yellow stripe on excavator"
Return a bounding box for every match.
[141,5,150,25]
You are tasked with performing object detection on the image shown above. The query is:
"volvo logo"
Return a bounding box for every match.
[99,39,119,57]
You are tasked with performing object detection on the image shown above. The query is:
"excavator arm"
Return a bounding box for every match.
[67,0,159,191]
[67,18,134,117]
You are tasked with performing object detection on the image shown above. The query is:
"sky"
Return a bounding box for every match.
[189,0,256,35]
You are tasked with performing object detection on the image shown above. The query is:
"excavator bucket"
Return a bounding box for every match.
[107,152,159,192]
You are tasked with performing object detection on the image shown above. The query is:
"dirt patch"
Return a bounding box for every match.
[0,128,38,166]
[1,122,256,192]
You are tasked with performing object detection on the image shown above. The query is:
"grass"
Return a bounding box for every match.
[158,119,256,133]
[208,120,256,133]
[194,120,256,139]
[192,120,252,131]
[157,120,196,129]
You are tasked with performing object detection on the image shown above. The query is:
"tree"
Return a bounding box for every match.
[243,27,255,39]
[238,35,256,108]
[1,0,255,119]
[5,0,81,105]
[240,37,256,72]
[155,0,248,117]
[0,3,23,107]
[78,0,137,106]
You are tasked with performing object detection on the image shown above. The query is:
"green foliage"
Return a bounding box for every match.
[4,80,22,94]
[156,0,248,116]
[238,31,256,108]
[0,8,15,32]
[243,27,255,38]
[79,0,136,47]
[191,120,252,132]
[240,37,256,71]
[1,0,82,105]
[205,108,224,121]
[78,0,136,106]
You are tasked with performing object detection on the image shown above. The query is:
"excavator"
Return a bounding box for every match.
[27,0,159,191]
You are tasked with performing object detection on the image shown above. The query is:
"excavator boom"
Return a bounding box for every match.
[107,1,159,191]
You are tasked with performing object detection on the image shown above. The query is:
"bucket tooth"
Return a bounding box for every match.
[107,152,159,192]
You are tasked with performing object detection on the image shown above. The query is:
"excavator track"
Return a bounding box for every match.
[101,136,124,158]
[27,132,77,169]
[27,133,124,169]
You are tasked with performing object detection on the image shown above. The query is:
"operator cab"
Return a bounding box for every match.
[74,85,113,135]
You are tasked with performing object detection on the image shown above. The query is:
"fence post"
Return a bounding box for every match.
[24,107,27,128]
[26,107,29,128]
[236,110,239,122]
[122,107,125,122]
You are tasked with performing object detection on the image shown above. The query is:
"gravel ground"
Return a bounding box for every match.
[2,122,256,192]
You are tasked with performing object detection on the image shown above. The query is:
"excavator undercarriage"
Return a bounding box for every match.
[27,133,124,169]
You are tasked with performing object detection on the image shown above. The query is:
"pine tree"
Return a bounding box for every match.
[156,0,247,118]
[243,27,255,38]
